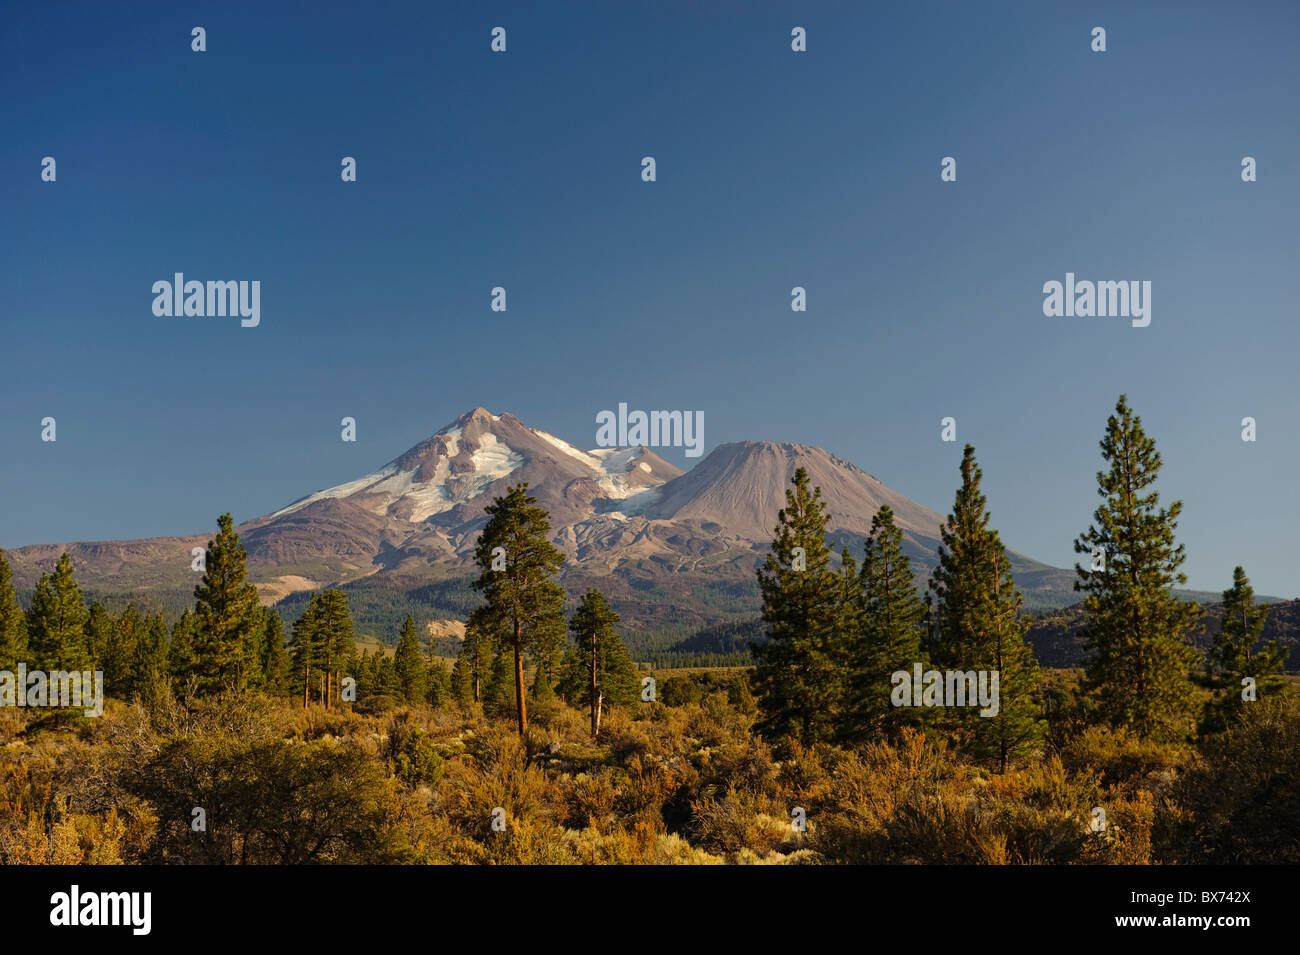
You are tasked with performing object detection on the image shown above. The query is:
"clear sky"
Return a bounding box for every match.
[2,1,1298,596]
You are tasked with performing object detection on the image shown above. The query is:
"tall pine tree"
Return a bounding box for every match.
[27,554,90,671]
[472,484,566,736]
[842,505,925,741]
[751,467,845,744]
[929,446,1043,772]
[566,588,637,738]
[1073,396,1200,741]
[394,615,426,704]
[192,514,262,693]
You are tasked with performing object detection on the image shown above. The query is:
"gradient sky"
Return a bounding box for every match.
[3,1,1298,596]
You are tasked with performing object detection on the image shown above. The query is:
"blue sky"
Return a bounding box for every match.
[2,1,1298,596]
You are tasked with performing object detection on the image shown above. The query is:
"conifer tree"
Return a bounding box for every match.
[27,554,90,671]
[929,446,1043,771]
[1074,396,1200,741]
[567,588,636,737]
[106,604,145,693]
[375,653,401,699]
[842,505,925,740]
[261,610,289,694]
[0,549,28,671]
[315,590,356,708]
[168,610,197,685]
[1202,566,1287,732]
[192,514,261,693]
[453,606,496,707]
[290,598,323,707]
[129,612,169,701]
[426,655,452,708]
[751,467,844,744]
[394,615,426,704]
[473,484,566,736]
[84,601,113,669]
[482,650,518,721]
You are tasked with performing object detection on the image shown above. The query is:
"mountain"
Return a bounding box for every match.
[4,408,1079,649]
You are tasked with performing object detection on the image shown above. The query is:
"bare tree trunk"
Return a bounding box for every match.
[513,620,527,736]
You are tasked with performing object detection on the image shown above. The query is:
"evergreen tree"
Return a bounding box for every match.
[567,588,637,737]
[1074,396,1201,741]
[929,445,1044,772]
[394,615,426,704]
[27,554,90,671]
[168,610,197,685]
[452,606,496,707]
[289,599,323,707]
[192,514,262,693]
[472,484,566,736]
[261,610,289,694]
[105,604,145,694]
[375,654,401,699]
[0,549,28,671]
[481,650,518,721]
[84,601,114,669]
[315,590,356,708]
[129,612,169,702]
[1202,566,1288,732]
[842,505,925,740]
[751,467,844,744]
[426,654,452,708]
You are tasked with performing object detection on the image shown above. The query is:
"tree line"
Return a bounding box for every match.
[749,395,1288,769]
[0,499,641,739]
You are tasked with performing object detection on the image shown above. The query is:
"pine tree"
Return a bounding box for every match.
[842,505,925,740]
[261,610,289,694]
[426,655,452,708]
[129,612,169,702]
[751,467,844,744]
[375,653,401,699]
[567,588,636,738]
[472,484,566,736]
[316,590,356,708]
[106,604,145,694]
[929,446,1043,772]
[453,606,496,707]
[1074,396,1201,741]
[27,554,90,671]
[394,615,426,704]
[192,514,262,693]
[1202,566,1287,732]
[289,599,323,707]
[482,650,518,721]
[0,549,28,671]
[84,601,113,669]
[168,610,197,685]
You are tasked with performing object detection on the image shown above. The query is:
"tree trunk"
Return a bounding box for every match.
[513,620,527,736]
[591,644,599,738]
[303,663,310,708]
